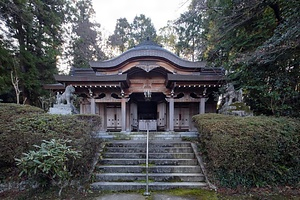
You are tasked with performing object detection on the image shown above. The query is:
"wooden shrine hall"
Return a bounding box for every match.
[51,40,224,132]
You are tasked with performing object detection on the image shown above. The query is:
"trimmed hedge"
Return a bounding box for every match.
[193,113,300,188]
[0,103,102,182]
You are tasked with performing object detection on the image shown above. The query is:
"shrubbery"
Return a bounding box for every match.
[0,103,102,184]
[16,139,81,196]
[193,113,300,188]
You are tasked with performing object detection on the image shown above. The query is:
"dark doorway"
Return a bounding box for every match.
[138,101,157,120]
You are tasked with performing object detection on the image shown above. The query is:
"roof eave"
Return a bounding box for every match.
[166,73,225,88]
[54,74,128,84]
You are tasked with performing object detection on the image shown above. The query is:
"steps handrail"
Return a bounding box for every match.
[143,120,150,196]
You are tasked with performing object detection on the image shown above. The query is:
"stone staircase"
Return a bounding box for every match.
[90,139,208,191]
[96,131,199,141]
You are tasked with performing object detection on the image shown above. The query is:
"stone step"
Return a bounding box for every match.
[100,158,198,165]
[91,140,208,192]
[130,135,197,140]
[103,152,195,159]
[94,173,205,182]
[95,165,201,173]
[90,181,207,191]
[100,132,198,136]
[105,147,193,153]
[106,141,192,148]
[96,132,199,141]
[132,135,182,139]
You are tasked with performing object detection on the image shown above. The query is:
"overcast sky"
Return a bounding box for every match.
[92,0,190,34]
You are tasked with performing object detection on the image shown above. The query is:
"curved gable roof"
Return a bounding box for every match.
[89,40,206,69]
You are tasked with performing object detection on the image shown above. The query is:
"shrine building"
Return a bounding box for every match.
[51,40,224,132]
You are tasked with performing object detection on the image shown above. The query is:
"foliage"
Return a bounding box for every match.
[68,0,106,68]
[131,14,157,44]
[108,14,158,52]
[0,103,102,184]
[108,18,131,53]
[157,22,178,53]
[196,0,300,117]
[0,0,73,104]
[15,139,81,196]
[193,113,300,188]
[175,8,204,61]
[0,40,14,101]
[0,0,107,102]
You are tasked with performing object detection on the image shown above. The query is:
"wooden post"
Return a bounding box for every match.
[90,97,96,114]
[121,98,126,132]
[169,97,174,132]
[200,97,206,114]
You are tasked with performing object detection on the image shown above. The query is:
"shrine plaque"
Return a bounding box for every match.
[138,120,157,131]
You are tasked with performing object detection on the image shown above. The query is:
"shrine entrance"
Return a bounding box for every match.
[130,93,166,131]
[137,101,157,131]
[138,101,157,120]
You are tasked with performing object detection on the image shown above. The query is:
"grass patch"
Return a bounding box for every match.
[162,188,218,200]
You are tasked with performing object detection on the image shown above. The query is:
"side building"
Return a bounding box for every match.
[48,40,224,132]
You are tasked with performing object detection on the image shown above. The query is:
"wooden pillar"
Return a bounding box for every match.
[90,97,96,114]
[80,103,84,114]
[199,97,206,114]
[126,102,130,132]
[99,103,105,132]
[169,97,174,132]
[121,98,126,132]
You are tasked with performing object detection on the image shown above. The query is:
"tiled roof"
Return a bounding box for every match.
[43,83,65,90]
[54,74,127,82]
[89,40,207,69]
[70,67,95,76]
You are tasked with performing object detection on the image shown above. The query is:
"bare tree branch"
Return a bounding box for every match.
[11,70,20,104]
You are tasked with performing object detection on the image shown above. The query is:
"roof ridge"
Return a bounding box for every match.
[134,38,162,48]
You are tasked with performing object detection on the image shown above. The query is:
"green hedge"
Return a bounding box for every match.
[0,103,102,182]
[193,113,300,188]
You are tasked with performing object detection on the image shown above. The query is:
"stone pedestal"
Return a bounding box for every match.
[48,104,73,115]
[219,102,253,117]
